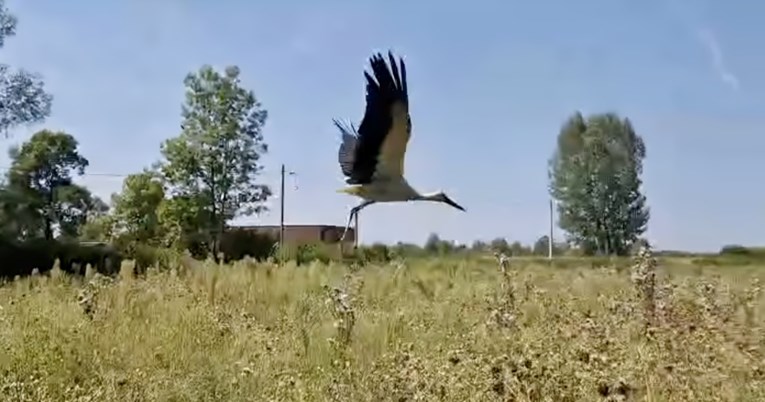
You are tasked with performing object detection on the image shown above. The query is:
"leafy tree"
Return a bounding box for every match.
[79,214,114,242]
[160,65,271,260]
[0,181,42,239]
[548,112,649,256]
[6,129,88,239]
[509,241,530,256]
[489,237,509,253]
[55,184,108,238]
[157,194,209,252]
[470,240,487,252]
[554,240,571,255]
[0,0,53,135]
[110,171,165,245]
[422,233,455,255]
[424,233,441,253]
[389,242,424,258]
[437,240,455,255]
[532,235,552,256]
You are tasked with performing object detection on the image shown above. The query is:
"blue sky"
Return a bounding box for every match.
[3,0,764,251]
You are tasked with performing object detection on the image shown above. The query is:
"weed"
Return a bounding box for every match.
[0,256,763,401]
[489,252,517,329]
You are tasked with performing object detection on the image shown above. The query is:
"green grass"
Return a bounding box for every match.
[0,255,763,401]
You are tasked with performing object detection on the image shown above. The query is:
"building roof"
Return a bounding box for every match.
[230,224,350,230]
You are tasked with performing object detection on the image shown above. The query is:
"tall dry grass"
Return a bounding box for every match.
[0,251,763,401]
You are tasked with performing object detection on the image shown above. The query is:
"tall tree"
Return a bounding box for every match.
[489,237,510,254]
[532,235,554,256]
[6,129,89,239]
[79,214,114,242]
[424,233,442,253]
[160,65,271,260]
[548,112,649,256]
[55,184,108,239]
[0,180,43,239]
[0,0,53,136]
[110,171,165,245]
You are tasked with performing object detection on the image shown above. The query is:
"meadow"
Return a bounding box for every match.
[0,251,763,401]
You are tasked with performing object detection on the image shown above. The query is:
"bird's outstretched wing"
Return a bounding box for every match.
[343,51,410,185]
[333,118,358,179]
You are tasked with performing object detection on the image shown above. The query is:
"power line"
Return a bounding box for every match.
[0,166,289,179]
[0,166,132,178]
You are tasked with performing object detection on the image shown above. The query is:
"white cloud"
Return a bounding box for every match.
[662,0,741,91]
[696,29,740,91]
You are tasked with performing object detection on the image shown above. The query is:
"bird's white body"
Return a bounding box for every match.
[341,177,419,202]
[334,52,465,243]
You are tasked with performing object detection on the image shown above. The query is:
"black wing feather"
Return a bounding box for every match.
[344,51,409,184]
[334,118,357,178]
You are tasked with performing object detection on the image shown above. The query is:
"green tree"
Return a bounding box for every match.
[55,184,108,239]
[424,233,441,254]
[548,112,649,256]
[470,240,487,252]
[160,65,271,260]
[5,129,89,239]
[0,181,43,239]
[390,242,424,258]
[554,240,571,255]
[157,194,210,253]
[509,241,530,256]
[422,233,455,255]
[532,235,553,256]
[110,171,166,245]
[79,214,114,242]
[0,0,53,135]
[489,237,510,254]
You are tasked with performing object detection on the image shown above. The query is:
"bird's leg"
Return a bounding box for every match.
[340,200,375,244]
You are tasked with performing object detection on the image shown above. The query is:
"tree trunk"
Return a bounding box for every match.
[43,216,53,240]
[44,189,54,240]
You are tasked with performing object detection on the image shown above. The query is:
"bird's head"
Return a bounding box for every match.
[422,191,466,212]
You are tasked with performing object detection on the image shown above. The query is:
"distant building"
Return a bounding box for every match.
[230,224,356,246]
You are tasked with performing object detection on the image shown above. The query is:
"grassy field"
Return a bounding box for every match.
[0,253,764,401]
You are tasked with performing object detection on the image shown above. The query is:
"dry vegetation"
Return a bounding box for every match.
[1,250,764,401]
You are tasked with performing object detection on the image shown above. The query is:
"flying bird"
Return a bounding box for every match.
[334,51,466,243]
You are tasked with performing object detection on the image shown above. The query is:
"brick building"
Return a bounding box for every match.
[231,224,356,246]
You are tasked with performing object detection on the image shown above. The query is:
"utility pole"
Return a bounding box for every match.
[278,164,297,264]
[548,198,554,260]
[279,164,286,264]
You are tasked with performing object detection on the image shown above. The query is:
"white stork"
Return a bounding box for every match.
[333,51,466,243]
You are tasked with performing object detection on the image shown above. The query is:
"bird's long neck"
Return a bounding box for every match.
[415,191,441,201]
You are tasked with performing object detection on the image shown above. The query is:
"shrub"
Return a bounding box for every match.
[295,243,333,265]
[219,229,277,262]
[0,239,123,281]
[720,244,752,256]
[356,243,392,264]
[132,244,178,274]
[0,238,56,280]
[54,240,123,276]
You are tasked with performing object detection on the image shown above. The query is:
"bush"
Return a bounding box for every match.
[183,232,212,260]
[0,239,123,281]
[132,244,177,275]
[63,241,123,276]
[52,240,123,276]
[219,229,277,262]
[295,243,333,266]
[720,244,752,256]
[356,243,392,264]
[702,245,765,267]
[0,238,56,280]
